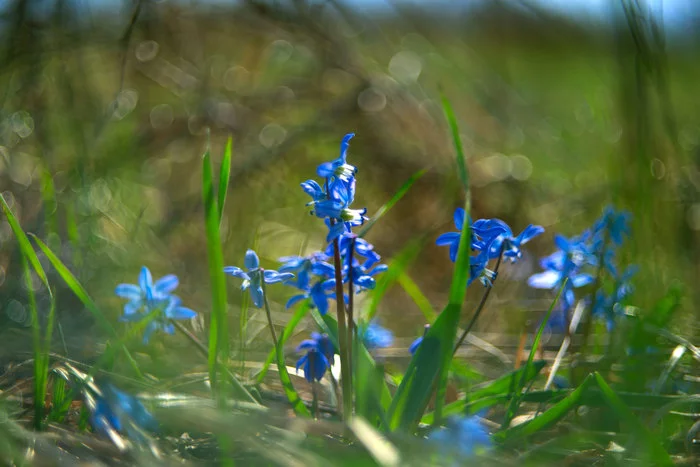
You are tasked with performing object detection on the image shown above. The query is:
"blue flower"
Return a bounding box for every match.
[224,250,294,308]
[86,382,158,442]
[473,219,544,262]
[435,208,473,262]
[361,321,393,350]
[592,264,638,330]
[428,415,492,459]
[285,279,339,315]
[593,206,632,248]
[326,232,381,268]
[296,333,335,382]
[301,133,368,242]
[115,267,197,343]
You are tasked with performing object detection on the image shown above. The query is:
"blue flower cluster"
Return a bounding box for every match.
[224,249,294,308]
[295,332,335,383]
[115,266,197,344]
[437,208,544,286]
[528,206,636,330]
[301,133,368,242]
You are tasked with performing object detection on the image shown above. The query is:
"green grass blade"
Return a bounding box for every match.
[40,169,58,245]
[440,94,469,193]
[421,361,547,425]
[503,280,567,428]
[275,335,311,417]
[203,144,230,397]
[256,299,311,384]
[30,235,143,380]
[396,272,436,323]
[593,373,672,466]
[357,168,426,238]
[218,136,233,225]
[497,374,595,442]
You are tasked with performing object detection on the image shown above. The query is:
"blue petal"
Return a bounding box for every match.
[142,321,159,344]
[167,306,197,320]
[449,241,459,263]
[326,221,347,243]
[316,162,335,178]
[223,267,251,281]
[436,232,460,246]
[408,336,423,355]
[154,274,179,294]
[244,250,260,270]
[263,270,295,284]
[115,284,141,300]
[355,275,376,290]
[286,294,307,309]
[453,208,465,230]
[571,273,594,288]
[139,267,153,297]
[123,300,142,316]
[250,285,264,308]
[527,270,560,289]
[339,133,355,162]
[516,225,545,245]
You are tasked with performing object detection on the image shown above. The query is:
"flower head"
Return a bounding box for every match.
[115,267,197,343]
[361,321,394,350]
[224,249,294,308]
[428,415,492,460]
[278,252,334,291]
[296,332,335,383]
[285,278,339,315]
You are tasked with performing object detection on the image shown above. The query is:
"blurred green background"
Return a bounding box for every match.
[0,0,698,372]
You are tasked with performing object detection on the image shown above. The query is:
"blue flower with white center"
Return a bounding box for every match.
[361,321,393,350]
[409,324,430,355]
[296,333,335,383]
[316,133,357,182]
[278,253,334,291]
[428,415,492,460]
[115,267,197,344]
[285,278,339,315]
[224,249,294,308]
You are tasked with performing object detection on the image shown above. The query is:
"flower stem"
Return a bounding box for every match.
[346,236,356,386]
[332,236,353,421]
[261,278,280,348]
[453,251,504,357]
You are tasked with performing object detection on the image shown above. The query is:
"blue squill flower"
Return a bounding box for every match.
[436,208,476,262]
[115,267,197,343]
[428,415,492,459]
[285,279,339,315]
[592,264,638,330]
[593,206,631,248]
[224,249,294,308]
[361,321,394,350]
[472,219,544,262]
[345,258,388,293]
[326,233,381,268]
[316,133,357,181]
[86,382,158,443]
[296,333,335,382]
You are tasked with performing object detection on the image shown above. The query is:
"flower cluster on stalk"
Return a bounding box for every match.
[436,207,544,287]
[528,206,636,330]
[115,266,197,344]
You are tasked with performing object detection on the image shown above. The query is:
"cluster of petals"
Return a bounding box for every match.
[295,332,335,383]
[223,249,294,308]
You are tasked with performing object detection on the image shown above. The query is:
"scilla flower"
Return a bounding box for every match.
[296,333,335,383]
[115,267,197,343]
[360,321,394,350]
[428,415,492,460]
[224,250,294,308]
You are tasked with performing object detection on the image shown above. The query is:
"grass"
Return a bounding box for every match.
[0,1,698,465]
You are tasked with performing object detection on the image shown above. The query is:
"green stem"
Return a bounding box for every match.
[332,235,353,421]
[261,278,279,348]
[347,236,356,388]
[453,250,504,357]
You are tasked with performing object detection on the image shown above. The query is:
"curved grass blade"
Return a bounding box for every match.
[503,280,566,428]
[396,272,436,323]
[203,143,230,397]
[440,94,469,193]
[275,335,311,417]
[421,361,547,425]
[256,299,311,384]
[217,136,232,225]
[31,235,143,380]
[357,168,426,238]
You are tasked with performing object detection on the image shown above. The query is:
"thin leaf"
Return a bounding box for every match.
[440,94,469,193]
[203,143,230,397]
[396,272,436,323]
[218,136,233,225]
[275,337,311,417]
[358,168,426,238]
[31,234,143,380]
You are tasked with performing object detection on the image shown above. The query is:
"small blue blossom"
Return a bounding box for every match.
[296,332,335,383]
[86,382,158,442]
[361,321,394,350]
[224,249,294,308]
[316,133,357,181]
[428,415,492,460]
[278,252,334,291]
[115,266,197,344]
[592,264,638,330]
